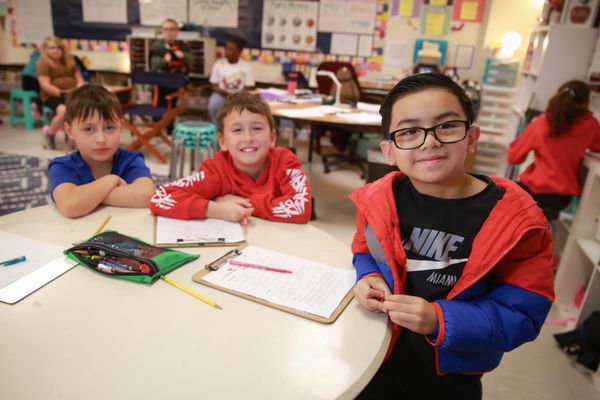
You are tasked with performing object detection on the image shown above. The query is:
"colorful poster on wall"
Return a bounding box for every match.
[318,0,377,34]
[261,0,318,51]
[421,6,450,36]
[189,0,239,28]
[452,0,485,22]
[391,0,422,18]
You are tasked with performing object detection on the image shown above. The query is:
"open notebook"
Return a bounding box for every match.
[153,216,245,247]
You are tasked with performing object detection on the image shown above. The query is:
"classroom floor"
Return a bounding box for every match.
[1,120,600,400]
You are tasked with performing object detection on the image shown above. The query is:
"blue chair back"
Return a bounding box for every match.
[130,71,186,89]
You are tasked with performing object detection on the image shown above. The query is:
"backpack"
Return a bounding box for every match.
[554,311,600,371]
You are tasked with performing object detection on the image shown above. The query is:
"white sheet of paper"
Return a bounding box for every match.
[0,257,76,304]
[356,101,381,113]
[275,105,345,119]
[203,245,356,318]
[82,0,127,23]
[337,112,382,124]
[155,217,245,245]
[0,230,76,304]
[330,33,358,56]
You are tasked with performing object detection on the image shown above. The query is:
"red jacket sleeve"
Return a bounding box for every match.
[149,163,223,220]
[507,116,542,165]
[248,152,311,224]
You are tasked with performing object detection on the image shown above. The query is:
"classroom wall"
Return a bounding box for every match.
[0,20,129,73]
[483,0,544,62]
[381,10,490,81]
[0,0,542,85]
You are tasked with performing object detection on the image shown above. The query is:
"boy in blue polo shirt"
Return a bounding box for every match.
[48,84,156,218]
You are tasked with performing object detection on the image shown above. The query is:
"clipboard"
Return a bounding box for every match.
[153,216,246,247]
[192,247,355,324]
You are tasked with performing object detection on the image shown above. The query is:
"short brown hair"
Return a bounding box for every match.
[216,91,275,133]
[65,84,122,124]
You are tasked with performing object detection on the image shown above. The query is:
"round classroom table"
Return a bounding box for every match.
[0,206,390,400]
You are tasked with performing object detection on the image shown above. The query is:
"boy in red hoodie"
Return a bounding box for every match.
[150,92,311,223]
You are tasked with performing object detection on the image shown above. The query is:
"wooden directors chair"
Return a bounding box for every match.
[121,71,187,164]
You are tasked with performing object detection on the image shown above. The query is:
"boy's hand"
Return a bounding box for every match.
[207,195,254,222]
[354,276,390,312]
[174,50,184,59]
[382,294,438,335]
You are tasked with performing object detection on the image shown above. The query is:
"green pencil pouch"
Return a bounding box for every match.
[65,231,199,284]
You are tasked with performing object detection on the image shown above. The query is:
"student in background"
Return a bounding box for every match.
[37,36,85,149]
[508,80,600,223]
[150,18,191,134]
[150,18,192,74]
[208,37,255,124]
[48,84,156,218]
[350,73,554,399]
[150,92,310,224]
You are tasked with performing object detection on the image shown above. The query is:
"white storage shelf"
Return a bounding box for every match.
[473,85,516,176]
[554,157,600,389]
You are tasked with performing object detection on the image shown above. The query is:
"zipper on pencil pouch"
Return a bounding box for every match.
[67,243,158,276]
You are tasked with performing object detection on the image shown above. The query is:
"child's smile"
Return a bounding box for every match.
[218,109,276,180]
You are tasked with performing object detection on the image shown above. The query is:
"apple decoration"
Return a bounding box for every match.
[570,1,592,24]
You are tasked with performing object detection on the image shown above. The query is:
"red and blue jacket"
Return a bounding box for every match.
[349,172,555,375]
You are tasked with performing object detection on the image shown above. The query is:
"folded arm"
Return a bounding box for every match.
[149,171,220,220]
[53,174,124,218]
[102,177,156,208]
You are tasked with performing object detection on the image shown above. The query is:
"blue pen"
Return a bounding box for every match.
[0,256,27,267]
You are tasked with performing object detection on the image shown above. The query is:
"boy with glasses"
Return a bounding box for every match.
[350,73,555,399]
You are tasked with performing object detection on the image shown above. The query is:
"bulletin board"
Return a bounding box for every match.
[17,0,385,71]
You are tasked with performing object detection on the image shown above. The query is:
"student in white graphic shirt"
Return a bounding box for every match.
[208,37,255,124]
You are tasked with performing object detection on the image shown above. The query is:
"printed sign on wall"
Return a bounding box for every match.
[261,0,318,51]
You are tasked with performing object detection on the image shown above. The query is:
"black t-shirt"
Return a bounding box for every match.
[391,174,504,391]
[393,174,505,301]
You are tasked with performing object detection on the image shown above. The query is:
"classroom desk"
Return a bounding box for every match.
[269,102,382,168]
[0,206,390,400]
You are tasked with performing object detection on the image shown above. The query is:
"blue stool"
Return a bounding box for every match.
[170,120,217,179]
[9,90,39,131]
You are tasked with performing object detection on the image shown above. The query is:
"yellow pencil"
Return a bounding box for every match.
[93,215,112,236]
[161,275,222,310]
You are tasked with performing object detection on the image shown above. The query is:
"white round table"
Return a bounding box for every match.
[0,206,390,400]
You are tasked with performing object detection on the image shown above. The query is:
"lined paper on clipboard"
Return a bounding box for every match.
[154,216,245,247]
[193,245,356,322]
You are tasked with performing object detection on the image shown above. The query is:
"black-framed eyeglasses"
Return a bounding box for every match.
[387,120,471,150]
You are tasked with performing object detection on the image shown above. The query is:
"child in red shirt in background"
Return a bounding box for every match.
[508,80,600,222]
[150,92,311,224]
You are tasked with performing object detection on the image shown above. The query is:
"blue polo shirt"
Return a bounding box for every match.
[48,148,152,198]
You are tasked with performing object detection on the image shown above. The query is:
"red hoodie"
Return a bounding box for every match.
[508,112,600,195]
[150,147,311,223]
